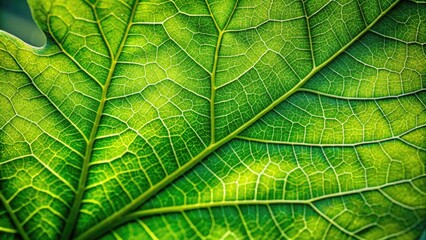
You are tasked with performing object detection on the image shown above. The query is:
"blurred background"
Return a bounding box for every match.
[0,0,45,46]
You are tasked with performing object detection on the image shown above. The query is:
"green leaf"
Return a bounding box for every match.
[1,0,425,239]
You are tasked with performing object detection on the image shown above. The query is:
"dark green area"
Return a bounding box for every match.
[0,0,44,46]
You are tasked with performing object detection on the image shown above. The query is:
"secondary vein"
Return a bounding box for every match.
[207,0,238,144]
[128,176,411,217]
[61,1,140,239]
[0,193,30,240]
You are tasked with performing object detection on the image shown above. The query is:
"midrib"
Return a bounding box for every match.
[61,1,140,239]
[76,1,401,239]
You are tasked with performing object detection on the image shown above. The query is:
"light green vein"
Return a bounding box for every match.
[236,205,254,239]
[206,0,239,144]
[45,24,103,88]
[298,88,426,101]
[0,226,17,234]
[235,124,426,148]
[301,0,315,66]
[309,203,360,239]
[61,0,140,239]
[122,176,424,219]
[0,193,29,240]
[3,46,89,147]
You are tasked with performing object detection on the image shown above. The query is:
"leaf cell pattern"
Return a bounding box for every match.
[0,0,425,239]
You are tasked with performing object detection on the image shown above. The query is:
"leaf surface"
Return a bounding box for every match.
[0,0,425,239]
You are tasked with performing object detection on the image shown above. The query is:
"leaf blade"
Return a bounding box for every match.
[0,0,425,239]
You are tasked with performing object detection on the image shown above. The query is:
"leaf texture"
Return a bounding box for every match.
[0,0,425,239]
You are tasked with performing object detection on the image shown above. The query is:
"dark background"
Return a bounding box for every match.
[0,0,45,46]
